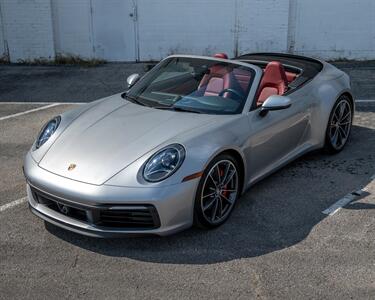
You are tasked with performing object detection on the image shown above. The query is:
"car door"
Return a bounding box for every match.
[244,90,311,184]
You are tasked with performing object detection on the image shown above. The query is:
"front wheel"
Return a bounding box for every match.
[324,95,353,153]
[194,154,241,229]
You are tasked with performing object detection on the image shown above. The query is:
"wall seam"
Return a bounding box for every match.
[287,0,297,53]
[89,0,96,58]
[233,0,239,57]
[49,0,57,59]
[0,0,9,60]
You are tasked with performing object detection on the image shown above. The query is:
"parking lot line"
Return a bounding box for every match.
[0,103,61,121]
[0,102,83,105]
[0,197,27,213]
[322,193,359,216]
[322,175,375,216]
[355,99,375,103]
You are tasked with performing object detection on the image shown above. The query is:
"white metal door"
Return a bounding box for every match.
[91,0,138,61]
[136,0,236,61]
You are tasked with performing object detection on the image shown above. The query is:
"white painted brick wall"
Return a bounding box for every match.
[0,6,6,58]
[292,0,375,60]
[0,0,54,62]
[0,0,374,61]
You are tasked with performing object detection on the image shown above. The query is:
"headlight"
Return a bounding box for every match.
[35,116,61,149]
[143,144,185,182]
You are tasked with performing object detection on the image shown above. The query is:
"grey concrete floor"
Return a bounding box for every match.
[0,61,375,299]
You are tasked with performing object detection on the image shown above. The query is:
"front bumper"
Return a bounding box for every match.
[24,152,198,237]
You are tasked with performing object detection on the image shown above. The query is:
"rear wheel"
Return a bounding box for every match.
[194,154,240,229]
[324,95,353,153]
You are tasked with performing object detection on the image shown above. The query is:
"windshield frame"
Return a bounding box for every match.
[126,55,263,115]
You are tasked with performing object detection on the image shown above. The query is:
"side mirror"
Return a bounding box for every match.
[126,73,140,88]
[259,95,292,117]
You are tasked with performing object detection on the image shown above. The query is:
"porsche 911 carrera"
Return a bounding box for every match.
[24,52,354,237]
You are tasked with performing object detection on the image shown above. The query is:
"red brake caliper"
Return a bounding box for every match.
[220,168,229,198]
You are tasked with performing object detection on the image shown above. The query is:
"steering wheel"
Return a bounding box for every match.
[218,88,244,99]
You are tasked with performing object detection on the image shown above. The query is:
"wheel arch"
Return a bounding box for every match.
[209,148,246,195]
[340,91,355,111]
[310,74,354,148]
[323,91,354,153]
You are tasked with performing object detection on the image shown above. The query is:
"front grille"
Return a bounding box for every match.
[30,186,160,230]
[32,190,88,222]
[99,208,158,228]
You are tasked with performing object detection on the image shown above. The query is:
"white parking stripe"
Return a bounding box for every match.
[323,175,375,216]
[356,100,375,103]
[0,197,27,213]
[0,103,60,121]
[0,102,83,105]
[322,193,359,216]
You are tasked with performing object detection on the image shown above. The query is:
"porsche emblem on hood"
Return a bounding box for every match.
[68,163,76,171]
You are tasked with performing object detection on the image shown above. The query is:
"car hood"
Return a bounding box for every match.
[39,96,218,185]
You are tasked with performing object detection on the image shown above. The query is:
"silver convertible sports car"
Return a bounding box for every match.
[24,52,354,237]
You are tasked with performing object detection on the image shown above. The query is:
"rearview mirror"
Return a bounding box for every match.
[126,73,140,88]
[259,95,292,117]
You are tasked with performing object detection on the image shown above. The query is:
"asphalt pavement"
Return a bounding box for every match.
[0,61,374,299]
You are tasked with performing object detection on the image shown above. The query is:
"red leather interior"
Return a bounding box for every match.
[204,76,230,96]
[233,68,251,92]
[213,53,228,59]
[257,61,288,106]
[199,66,232,97]
[285,71,297,83]
[198,53,231,96]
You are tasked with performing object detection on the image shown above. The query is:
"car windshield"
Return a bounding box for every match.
[125,57,255,115]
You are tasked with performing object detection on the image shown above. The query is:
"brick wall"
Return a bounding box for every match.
[0,4,6,59]
[0,0,54,62]
[0,0,374,62]
[292,0,375,60]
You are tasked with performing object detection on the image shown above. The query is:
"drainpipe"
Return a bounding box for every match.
[287,0,297,54]
[0,0,10,62]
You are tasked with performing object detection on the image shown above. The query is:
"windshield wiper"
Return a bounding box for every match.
[121,93,147,107]
[122,93,201,113]
[172,106,202,114]
[154,106,202,114]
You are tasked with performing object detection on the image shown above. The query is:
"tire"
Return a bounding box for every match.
[193,154,241,229]
[324,95,353,153]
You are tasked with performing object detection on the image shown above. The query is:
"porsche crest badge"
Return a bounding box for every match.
[68,163,76,171]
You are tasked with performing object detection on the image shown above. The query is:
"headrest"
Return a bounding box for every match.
[262,61,288,85]
[213,53,228,59]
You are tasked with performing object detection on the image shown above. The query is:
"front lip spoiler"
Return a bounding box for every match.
[29,204,158,238]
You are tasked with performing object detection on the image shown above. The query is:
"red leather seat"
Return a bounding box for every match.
[198,53,232,97]
[285,71,297,83]
[233,68,251,92]
[257,61,288,106]
[213,53,228,59]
